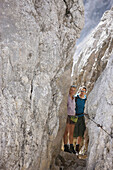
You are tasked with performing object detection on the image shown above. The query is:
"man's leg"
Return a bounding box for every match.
[76,117,85,154]
[63,123,69,145]
[63,123,71,153]
[77,136,82,145]
[69,124,75,144]
[76,136,82,154]
[69,124,76,154]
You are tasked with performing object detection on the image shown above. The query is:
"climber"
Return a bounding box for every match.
[63,85,77,154]
[74,86,87,155]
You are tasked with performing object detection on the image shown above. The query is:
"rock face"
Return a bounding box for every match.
[73,7,113,170]
[87,52,113,170]
[0,0,84,170]
[53,151,86,170]
[73,7,113,94]
[78,0,113,43]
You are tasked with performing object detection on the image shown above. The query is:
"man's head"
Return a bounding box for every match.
[69,85,77,96]
[80,86,87,95]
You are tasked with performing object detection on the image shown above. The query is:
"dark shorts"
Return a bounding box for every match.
[73,116,86,137]
[67,115,75,124]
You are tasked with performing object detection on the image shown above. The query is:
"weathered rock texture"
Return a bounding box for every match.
[53,151,86,170]
[87,52,113,170]
[78,0,113,43]
[73,7,113,170]
[72,7,113,94]
[0,0,84,170]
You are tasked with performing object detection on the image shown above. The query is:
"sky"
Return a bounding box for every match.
[77,0,113,44]
[72,0,113,76]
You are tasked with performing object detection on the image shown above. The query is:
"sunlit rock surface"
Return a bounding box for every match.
[0,0,84,169]
[78,0,113,43]
[73,7,113,93]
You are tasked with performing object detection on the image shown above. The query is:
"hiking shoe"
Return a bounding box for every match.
[76,144,79,154]
[76,152,79,156]
[64,144,72,153]
[70,144,76,154]
[76,144,79,155]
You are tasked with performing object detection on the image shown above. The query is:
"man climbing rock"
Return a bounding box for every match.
[74,87,87,155]
[63,85,77,154]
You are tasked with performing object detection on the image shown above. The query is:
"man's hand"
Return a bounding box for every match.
[84,113,90,119]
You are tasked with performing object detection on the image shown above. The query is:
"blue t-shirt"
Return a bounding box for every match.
[75,95,87,117]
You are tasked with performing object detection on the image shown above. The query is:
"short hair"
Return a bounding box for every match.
[69,85,76,94]
[70,85,77,88]
[82,86,87,92]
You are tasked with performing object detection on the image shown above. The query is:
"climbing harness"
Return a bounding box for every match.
[84,113,113,139]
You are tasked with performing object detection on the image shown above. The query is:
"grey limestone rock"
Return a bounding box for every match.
[72,7,113,94]
[73,7,113,170]
[87,52,113,170]
[0,0,84,170]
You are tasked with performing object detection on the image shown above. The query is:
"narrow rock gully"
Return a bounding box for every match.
[52,135,88,170]
[55,151,87,170]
